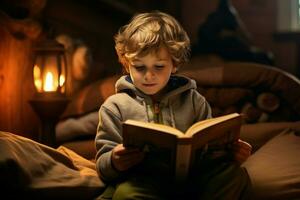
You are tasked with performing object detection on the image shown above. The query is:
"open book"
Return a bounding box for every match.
[122,113,242,182]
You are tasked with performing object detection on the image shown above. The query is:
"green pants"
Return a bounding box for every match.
[97,162,251,200]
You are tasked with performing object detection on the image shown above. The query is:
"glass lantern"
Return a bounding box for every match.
[29,39,69,146]
[33,39,67,96]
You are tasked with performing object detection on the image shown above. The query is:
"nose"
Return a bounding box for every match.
[144,70,155,81]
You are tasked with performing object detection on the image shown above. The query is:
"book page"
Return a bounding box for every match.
[187,114,241,172]
[123,120,184,136]
[123,120,183,149]
[191,115,241,150]
[185,113,240,137]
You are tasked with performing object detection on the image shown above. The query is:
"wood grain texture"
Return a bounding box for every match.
[0,27,39,139]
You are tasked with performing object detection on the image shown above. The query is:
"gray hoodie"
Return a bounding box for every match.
[95,75,212,182]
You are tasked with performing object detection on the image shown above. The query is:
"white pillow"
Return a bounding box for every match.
[55,111,98,143]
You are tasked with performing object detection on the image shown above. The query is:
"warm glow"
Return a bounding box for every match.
[44,72,56,91]
[33,65,42,92]
[59,75,65,87]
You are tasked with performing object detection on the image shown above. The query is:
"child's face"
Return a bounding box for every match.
[127,46,176,97]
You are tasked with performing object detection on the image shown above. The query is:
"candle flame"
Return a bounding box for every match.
[33,65,65,93]
[44,72,56,91]
[33,65,42,92]
[59,75,65,87]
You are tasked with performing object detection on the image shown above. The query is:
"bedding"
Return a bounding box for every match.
[2,127,300,199]
[9,61,297,199]
[0,131,105,199]
[60,75,119,120]
[243,129,300,199]
[56,111,99,143]
[54,62,300,200]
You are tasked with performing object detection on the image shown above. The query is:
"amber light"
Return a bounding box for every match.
[33,64,65,93]
[32,39,67,95]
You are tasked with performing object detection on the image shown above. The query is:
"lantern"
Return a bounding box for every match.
[33,39,67,95]
[29,39,69,147]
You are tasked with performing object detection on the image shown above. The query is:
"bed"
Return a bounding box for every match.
[3,0,300,199]
[2,61,300,199]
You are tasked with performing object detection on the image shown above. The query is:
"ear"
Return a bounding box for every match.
[172,66,178,74]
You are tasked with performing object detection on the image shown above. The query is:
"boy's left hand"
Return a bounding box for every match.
[232,139,252,164]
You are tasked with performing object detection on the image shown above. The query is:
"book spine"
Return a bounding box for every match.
[175,141,192,182]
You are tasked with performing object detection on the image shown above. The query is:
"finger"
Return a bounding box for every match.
[122,154,144,167]
[235,152,251,160]
[124,148,142,154]
[237,140,252,148]
[235,154,249,162]
[232,146,252,154]
[116,151,145,162]
[116,153,145,171]
[234,142,252,150]
[234,150,251,160]
[115,147,142,155]
[231,148,251,156]
[232,143,252,152]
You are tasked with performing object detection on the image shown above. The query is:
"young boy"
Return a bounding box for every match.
[95,11,252,200]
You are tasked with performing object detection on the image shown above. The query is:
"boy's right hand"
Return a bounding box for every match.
[111,144,145,171]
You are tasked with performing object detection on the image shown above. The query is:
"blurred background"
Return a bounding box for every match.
[0,0,299,140]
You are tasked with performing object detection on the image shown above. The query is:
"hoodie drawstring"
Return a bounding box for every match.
[144,101,152,123]
[144,99,176,127]
[169,103,176,128]
[144,101,161,123]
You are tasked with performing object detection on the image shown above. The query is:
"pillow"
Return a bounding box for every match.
[242,129,300,199]
[197,87,254,108]
[181,62,300,117]
[61,75,120,119]
[56,111,99,143]
[56,75,120,144]
[181,63,300,122]
[223,62,300,116]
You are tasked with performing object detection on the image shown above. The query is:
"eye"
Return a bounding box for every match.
[155,65,164,70]
[133,65,145,72]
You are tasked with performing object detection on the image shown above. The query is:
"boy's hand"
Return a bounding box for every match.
[111,144,145,171]
[232,139,252,164]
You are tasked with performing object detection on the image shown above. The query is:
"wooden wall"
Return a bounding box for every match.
[0,28,39,139]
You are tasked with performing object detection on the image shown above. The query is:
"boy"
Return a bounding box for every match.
[95,11,252,200]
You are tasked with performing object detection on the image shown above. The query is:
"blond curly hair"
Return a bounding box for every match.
[115,11,190,71]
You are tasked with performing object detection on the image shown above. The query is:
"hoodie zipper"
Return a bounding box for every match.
[153,102,160,123]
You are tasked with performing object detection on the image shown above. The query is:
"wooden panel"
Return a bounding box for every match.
[0,27,39,139]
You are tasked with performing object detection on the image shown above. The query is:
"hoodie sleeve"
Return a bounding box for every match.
[95,102,123,182]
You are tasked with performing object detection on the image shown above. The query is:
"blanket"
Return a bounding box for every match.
[0,131,106,199]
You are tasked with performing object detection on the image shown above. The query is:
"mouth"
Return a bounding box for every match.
[142,83,157,87]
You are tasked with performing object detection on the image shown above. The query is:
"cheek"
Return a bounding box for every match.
[130,70,140,79]
[164,68,175,79]
[129,71,142,85]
